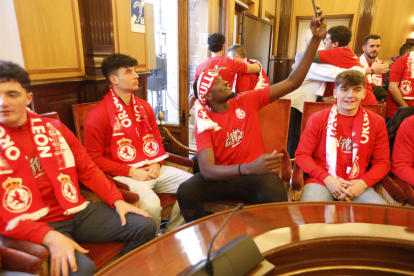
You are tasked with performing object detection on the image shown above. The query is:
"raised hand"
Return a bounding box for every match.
[371,62,389,74]
[310,5,327,39]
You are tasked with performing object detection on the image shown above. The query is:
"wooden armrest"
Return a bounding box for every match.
[166,153,194,168]
[120,189,140,204]
[388,174,414,204]
[0,235,49,260]
[279,149,292,182]
[291,162,304,190]
[0,246,42,274]
[105,174,130,191]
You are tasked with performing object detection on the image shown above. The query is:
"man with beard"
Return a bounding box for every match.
[359,34,387,102]
[177,9,327,223]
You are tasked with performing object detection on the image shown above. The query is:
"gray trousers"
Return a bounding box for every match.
[47,202,157,276]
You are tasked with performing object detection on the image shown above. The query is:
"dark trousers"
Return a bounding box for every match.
[177,173,288,223]
[48,202,157,276]
[287,107,303,159]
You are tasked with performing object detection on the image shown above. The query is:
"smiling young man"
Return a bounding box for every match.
[296,70,390,203]
[0,60,156,276]
[177,8,327,223]
[84,54,192,234]
[314,26,388,104]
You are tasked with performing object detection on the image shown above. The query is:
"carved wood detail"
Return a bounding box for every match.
[354,0,376,56]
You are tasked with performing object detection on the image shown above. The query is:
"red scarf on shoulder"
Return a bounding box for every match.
[399,51,414,99]
[0,110,88,230]
[104,88,168,168]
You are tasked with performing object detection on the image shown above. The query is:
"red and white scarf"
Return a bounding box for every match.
[359,54,383,86]
[105,88,168,168]
[195,71,222,133]
[0,110,88,230]
[326,104,370,180]
[399,51,414,99]
[232,58,270,92]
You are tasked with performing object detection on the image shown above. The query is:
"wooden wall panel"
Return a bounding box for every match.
[287,0,361,59]
[354,0,376,56]
[371,0,414,60]
[112,0,147,71]
[14,0,85,80]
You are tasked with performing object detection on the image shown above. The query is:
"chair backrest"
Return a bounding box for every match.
[258,99,291,155]
[39,111,60,120]
[301,102,383,134]
[72,102,99,145]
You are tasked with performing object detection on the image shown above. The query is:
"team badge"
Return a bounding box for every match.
[400,80,412,95]
[58,174,78,203]
[117,138,136,161]
[197,109,209,121]
[3,177,32,213]
[349,157,359,179]
[143,134,159,157]
[235,108,245,119]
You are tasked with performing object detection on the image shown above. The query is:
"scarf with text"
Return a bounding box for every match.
[233,58,270,92]
[0,109,88,230]
[359,54,384,86]
[105,88,168,168]
[195,71,222,133]
[326,104,371,180]
[398,51,414,100]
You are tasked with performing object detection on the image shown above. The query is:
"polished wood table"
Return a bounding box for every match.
[96,202,414,276]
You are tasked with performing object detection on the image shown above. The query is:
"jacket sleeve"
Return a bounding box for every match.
[84,104,131,177]
[0,218,53,245]
[392,118,414,186]
[360,117,391,187]
[60,121,124,207]
[295,113,330,182]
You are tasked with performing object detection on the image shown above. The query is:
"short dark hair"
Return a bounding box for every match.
[363,34,381,45]
[101,53,138,83]
[335,70,366,89]
[208,33,226,53]
[327,26,352,47]
[193,76,200,99]
[227,44,246,59]
[0,60,31,91]
[399,43,414,56]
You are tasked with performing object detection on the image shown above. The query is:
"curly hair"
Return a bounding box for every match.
[327,26,352,47]
[208,33,226,53]
[0,60,31,91]
[335,70,366,89]
[101,53,138,83]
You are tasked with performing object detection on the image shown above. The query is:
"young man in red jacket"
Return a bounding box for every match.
[227,44,270,94]
[314,26,388,105]
[177,8,327,222]
[296,70,390,203]
[84,54,192,234]
[0,61,156,276]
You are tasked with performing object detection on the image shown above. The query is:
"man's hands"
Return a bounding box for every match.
[324,176,368,201]
[371,62,389,74]
[42,230,89,276]
[114,199,151,226]
[310,6,327,39]
[129,167,157,181]
[323,176,353,199]
[242,151,284,175]
[142,163,161,179]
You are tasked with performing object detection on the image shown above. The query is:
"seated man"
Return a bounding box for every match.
[227,44,270,93]
[0,60,156,276]
[386,50,414,123]
[177,9,327,222]
[296,70,390,203]
[84,53,192,234]
[391,115,414,186]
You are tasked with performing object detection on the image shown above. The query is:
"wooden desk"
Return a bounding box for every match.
[97,202,414,276]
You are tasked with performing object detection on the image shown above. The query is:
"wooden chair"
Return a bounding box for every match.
[71,102,193,220]
[0,111,142,275]
[290,102,405,205]
[198,99,293,212]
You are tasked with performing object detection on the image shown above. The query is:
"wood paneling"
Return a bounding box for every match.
[112,0,147,71]
[371,0,414,60]
[354,0,376,56]
[277,0,293,58]
[14,0,85,80]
